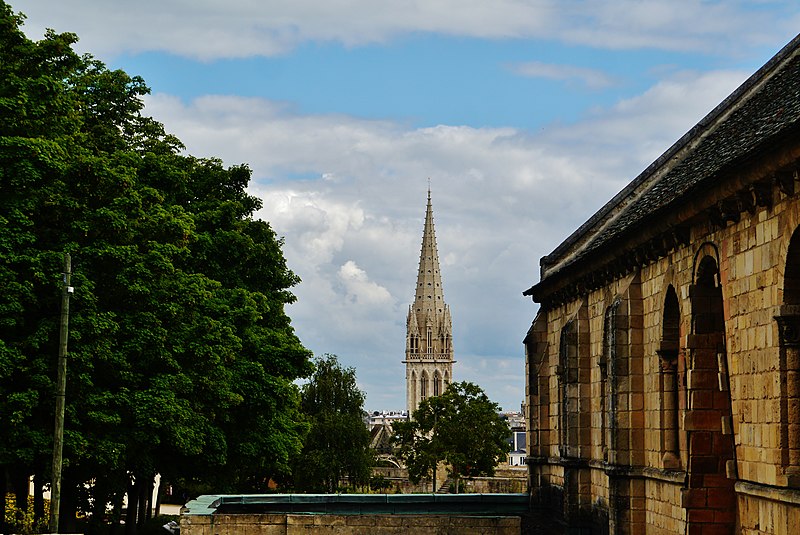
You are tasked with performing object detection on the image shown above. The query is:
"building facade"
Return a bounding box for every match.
[405,190,455,415]
[524,35,800,534]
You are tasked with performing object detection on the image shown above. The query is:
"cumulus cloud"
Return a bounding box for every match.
[258,190,366,266]
[542,69,751,175]
[21,1,799,60]
[131,64,752,409]
[15,0,798,413]
[338,261,393,306]
[17,0,781,413]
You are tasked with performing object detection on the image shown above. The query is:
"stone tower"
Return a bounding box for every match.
[404,189,455,415]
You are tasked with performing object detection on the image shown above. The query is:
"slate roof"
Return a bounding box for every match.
[527,33,800,300]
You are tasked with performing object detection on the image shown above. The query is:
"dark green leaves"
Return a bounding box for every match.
[0,1,312,520]
[293,354,372,493]
[393,381,510,489]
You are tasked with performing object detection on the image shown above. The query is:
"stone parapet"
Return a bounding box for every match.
[181,493,528,535]
[182,513,521,535]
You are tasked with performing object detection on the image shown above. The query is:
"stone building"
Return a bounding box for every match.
[523,34,800,534]
[405,189,455,415]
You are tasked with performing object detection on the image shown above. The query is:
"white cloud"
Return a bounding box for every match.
[541,69,751,176]
[509,61,617,89]
[14,0,797,415]
[338,260,393,306]
[258,190,365,266]
[132,64,750,410]
[20,1,799,60]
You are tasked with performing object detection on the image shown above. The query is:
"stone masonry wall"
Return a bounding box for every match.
[181,513,521,535]
[527,165,800,533]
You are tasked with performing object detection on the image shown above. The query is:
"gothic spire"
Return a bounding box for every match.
[413,187,445,324]
[405,186,454,415]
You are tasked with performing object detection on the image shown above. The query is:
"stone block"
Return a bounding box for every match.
[689,455,720,474]
[681,488,707,508]
[703,474,732,488]
[726,459,738,479]
[690,390,715,409]
[687,508,716,523]
[690,432,713,455]
[346,515,375,526]
[401,516,438,528]
[286,515,315,526]
[687,370,720,391]
[706,488,736,509]
[377,516,405,527]
[702,523,736,535]
[244,524,287,535]
[685,411,722,431]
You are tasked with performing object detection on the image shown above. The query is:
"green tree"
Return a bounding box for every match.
[0,2,312,532]
[393,381,510,493]
[293,354,372,493]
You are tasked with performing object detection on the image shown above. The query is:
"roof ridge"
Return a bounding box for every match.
[539,32,800,280]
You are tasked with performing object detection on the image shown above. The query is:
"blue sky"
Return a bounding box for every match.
[111,36,770,130]
[20,1,800,411]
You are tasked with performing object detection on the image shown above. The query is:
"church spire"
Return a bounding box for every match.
[413,186,445,322]
[404,187,454,415]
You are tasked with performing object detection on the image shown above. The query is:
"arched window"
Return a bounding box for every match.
[777,227,800,481]
[600,300,620,462]
[559,320,578,458]
[410,371,417,412]
[686,250,736,531]
[433,370,441,396]
[421,372,429,401]
[659,285,681,468]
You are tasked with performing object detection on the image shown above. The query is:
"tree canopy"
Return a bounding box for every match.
[0,2,311,532]
[292,354,372,493]
[393,381,510,493]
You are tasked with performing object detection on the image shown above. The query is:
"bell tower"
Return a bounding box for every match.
[404,188,455,415]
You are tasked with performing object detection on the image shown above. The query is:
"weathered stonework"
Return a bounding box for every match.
[181,513,521,535]
[405,190,455,414]
[180,494,528,535]
[524,34,800,534]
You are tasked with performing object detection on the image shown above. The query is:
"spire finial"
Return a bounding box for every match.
[427,177,431,199]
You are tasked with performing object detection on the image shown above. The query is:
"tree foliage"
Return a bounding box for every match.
[0,2,312,531]
[393,382,510,492]
[292,354,372,493]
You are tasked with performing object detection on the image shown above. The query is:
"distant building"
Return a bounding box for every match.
[507,431,527,467]
[500,409,527,467]
[365,411,407,469]
[404,189,455,415]
[499,410,526,431]
[524,34,800,534]
[366,410,408,430]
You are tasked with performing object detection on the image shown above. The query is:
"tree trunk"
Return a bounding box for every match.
[90,476,110,534]
[59,473,78,534]
[11,469,29,530]
[137,476,149,526]
[125,479,139,535]
[33,473,45,528]
[109,489,125,535]
[11,469,29,528]
[0,467,9,535]
[145,475,154,522]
